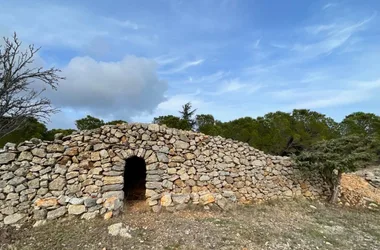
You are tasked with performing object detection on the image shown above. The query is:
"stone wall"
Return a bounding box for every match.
[0,123,328,226]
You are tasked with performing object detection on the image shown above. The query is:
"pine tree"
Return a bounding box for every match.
[179,102,197,130]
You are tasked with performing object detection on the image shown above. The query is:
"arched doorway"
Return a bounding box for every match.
[123,156,147,201]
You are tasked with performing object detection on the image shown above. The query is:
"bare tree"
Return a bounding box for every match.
[0,32,64,139]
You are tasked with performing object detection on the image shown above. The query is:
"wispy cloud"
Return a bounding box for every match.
[122,34,158,46]
[253,38,261,49]
[220,79,247,93]
[154,55,180,66]
[186,71,230,84]
[300,72,328,83]
[305,24,337,35]
[104,17,140,30]
[271,78,380,109]
[274,14,376,66]
[206,79,262,96]
[270,43,288,49]
[159,59,205,74]
[322,3,338,10]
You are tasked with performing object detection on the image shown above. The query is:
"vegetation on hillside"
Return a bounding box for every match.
[295,135,379,203]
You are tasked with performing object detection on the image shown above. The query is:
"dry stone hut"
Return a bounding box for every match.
[0,123,328,226]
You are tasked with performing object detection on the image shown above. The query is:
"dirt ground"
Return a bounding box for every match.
[1,199,379,250]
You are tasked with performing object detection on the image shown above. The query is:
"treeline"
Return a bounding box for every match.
[153,103,380,156]
[0,116,127,147]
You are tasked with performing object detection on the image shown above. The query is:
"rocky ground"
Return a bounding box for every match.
[1,199,379,250]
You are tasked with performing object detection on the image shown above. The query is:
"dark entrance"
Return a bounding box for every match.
[123,156,146,200]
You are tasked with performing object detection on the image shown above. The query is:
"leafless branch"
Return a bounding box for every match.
[0,32,65,138]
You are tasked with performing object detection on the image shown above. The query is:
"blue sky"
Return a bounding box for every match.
[1,0,379,129]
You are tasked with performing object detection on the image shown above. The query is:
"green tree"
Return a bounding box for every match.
[195,114,223,135]
[106,120,128,125]
[75,115,105,130]
[153,115,189,130]
[179,102,196,130]
[340,112,380,137]
[0,117,47,147]
[295,135,378,203]
[289,109,340,154]
[219,117,258,146]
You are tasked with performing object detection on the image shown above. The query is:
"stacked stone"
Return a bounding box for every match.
[0,123,328,227]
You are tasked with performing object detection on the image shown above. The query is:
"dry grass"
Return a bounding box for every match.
[1,199,379,250]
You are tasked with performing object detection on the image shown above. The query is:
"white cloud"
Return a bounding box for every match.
[159,59,205,74]
[46,55,167,120]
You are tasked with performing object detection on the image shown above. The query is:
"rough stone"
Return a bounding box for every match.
[172,194,190,204]
[94,143,108,151]
[18,151,33,161]
[157,153,169,163]
[146,182,162,190]
[14,167,28,176]
[33,209,47,220]
[171,156,185,163]
[8,176,26,185]
[68,205,86,215]
[32,148,46,158]
[28,179,40,189]
[174,140,190,149]
[4,213,25,224]
[0,152,16,164]
[49,177,66,191]
[84,198,97,207]
[81,211,99,220]
[160,193,172,207]
[103,191,124,200]
[104,211,113,220]
[66,171,79,180]
[102,184,123,192]
[108,222,123,236]
[104,176,123,185]
[200,193,215,205]
[69,197,84,205]
[35,198,58,207]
